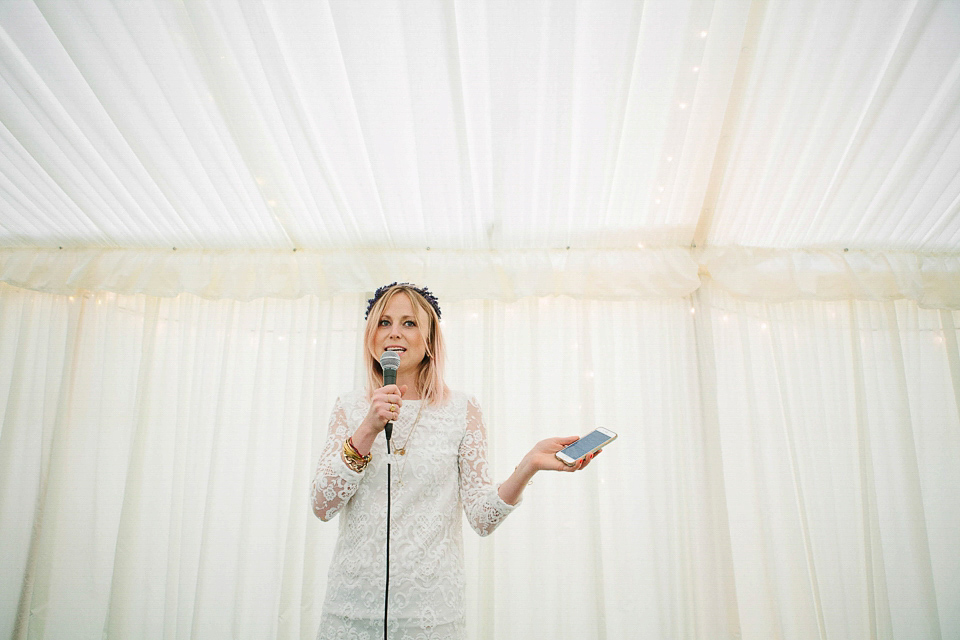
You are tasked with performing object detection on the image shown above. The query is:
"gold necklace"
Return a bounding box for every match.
[393,399,424,456]
[395,400,425,486]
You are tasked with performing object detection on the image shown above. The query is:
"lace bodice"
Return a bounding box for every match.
[311,389,518,635]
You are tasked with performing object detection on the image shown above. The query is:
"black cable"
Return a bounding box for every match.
[384,431,392,640]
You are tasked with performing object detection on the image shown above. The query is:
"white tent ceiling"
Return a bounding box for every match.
[1,0,959,301]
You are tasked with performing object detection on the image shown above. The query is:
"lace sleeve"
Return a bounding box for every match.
[311,396,364,521]
[458,396,519,536]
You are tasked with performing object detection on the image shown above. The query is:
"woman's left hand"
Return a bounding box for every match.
[524,436,601,473]
[500,436,601,505]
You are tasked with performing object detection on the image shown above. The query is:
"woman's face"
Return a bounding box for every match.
[373,292,427,376]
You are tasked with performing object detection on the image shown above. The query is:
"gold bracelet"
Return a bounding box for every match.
[342,448,367,473]
[343,453,366,473]
[343,437,371,472]
[344,437,371,463]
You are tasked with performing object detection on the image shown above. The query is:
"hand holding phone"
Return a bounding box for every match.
[555,427,617,466]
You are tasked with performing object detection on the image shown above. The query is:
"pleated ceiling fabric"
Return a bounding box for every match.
[1,0,958,299]
[1,0,740,251]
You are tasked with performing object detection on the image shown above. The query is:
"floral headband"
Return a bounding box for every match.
[365,282,442,320]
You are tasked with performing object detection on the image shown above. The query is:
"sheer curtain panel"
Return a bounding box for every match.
[2,283,958,638]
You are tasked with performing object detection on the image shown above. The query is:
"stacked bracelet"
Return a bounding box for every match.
[342,437,371,473]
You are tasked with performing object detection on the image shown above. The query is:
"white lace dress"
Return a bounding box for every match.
[311,389,518,639]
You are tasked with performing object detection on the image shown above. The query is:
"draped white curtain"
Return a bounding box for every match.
[2,282,957,639]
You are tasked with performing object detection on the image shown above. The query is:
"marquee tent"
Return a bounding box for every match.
[1,1,958,638]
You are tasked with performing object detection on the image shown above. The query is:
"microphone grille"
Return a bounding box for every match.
[380,351,401,370]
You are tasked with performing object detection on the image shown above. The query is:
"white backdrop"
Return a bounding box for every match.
[2,282,957,639]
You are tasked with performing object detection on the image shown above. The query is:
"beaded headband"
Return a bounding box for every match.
[365,282,442,320]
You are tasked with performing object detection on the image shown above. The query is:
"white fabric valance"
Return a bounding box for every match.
[3,247,960,308]
[702,247,960,309]
[0,247,699,302]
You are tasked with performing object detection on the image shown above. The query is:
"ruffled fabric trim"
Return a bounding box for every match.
[0,247,698,301]
[3,246,959,308]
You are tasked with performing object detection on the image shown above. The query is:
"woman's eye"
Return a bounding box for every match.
[404,320,416,327]
[379,320,390,327]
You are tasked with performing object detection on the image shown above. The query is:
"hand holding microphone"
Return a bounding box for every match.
[352,352,406,456]
[379,351,401,441]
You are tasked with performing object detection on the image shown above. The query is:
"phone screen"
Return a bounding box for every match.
[559,429,614,460]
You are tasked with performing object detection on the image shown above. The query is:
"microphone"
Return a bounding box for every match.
[379,351,401,441]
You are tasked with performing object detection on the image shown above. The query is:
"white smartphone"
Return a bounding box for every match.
[555,427,617,466]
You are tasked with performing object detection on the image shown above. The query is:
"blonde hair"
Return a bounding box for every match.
[363,285,448,405]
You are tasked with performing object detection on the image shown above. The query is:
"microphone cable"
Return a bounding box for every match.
[384,428,392,640]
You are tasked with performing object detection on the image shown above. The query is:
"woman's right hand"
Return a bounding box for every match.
[352,384,407,455]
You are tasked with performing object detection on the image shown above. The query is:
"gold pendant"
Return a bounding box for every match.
[395,448,406,455]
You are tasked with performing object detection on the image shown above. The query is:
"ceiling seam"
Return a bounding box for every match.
[692,0,768,252]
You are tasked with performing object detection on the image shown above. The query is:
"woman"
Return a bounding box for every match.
[311,283,597,639]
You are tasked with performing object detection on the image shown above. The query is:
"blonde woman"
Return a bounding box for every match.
[311,283,597,639]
